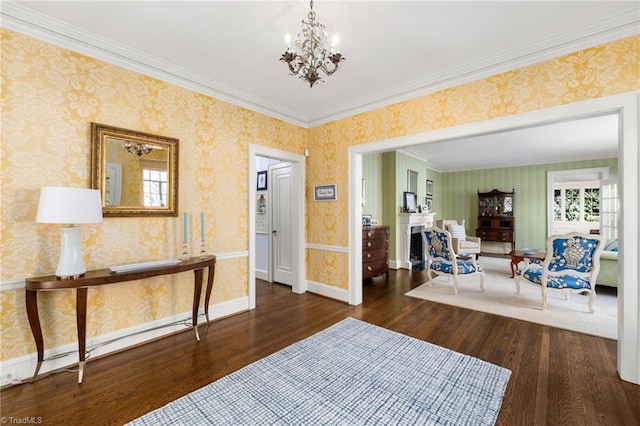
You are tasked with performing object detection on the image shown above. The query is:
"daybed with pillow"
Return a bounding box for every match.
[435,219,482,258]
[597,239,618,288]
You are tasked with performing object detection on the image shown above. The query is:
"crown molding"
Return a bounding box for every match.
[2,3,638,128]
[306,9,640,127]
[398,148,445,173]
[403,150,616,174]
[396,149,430,164]
[440,154,618,174]
[0,2,309,127]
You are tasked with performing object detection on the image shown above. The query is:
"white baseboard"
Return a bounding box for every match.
[255,269,268,281]
[389,260,401,270]
[0,297,249,386]
[306,280,349,303]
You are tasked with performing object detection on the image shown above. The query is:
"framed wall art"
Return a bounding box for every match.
[403,191,417,213]
[257,170,267,191]
[314,184,337,201]
[426,179,433,196]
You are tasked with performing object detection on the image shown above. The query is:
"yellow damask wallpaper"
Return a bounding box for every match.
[0,29,305,360]
[1,27,638,364]
[304,34,639,286]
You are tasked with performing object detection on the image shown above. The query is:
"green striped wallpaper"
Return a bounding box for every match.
[362,153,383,220]
[438,158,618,251]
[362,154,616,259]
[363,151,429,260]
[380,153,397,256]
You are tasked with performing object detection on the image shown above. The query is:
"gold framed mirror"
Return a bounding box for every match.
[90,123,179,217]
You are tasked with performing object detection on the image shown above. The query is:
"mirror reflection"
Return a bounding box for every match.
[407,169,418,194]
[91,123,179,217]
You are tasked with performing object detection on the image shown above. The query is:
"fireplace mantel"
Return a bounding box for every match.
[398,212,436,269]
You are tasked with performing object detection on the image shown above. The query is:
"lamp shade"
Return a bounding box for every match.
[36,187,103,224]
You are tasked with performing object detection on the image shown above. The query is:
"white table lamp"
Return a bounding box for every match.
[36,187,103,278]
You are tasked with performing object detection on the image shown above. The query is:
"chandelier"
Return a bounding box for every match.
[280,0,345,87]
[122,141,153,156]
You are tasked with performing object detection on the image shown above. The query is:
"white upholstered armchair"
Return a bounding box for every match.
[435,219,482,258]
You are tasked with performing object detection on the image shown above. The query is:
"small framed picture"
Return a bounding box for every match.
[426,196,433,212]
[314,184,337,201]
[257,171,267,191]
[426,179,433,196]
[403,191,417,213]
[362,214,372,226]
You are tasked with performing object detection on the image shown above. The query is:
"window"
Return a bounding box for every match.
[584,188,600,222]
[553,182,600,223]
[547,167,610,237]
[140,159,167,207]
[553,189,562,221]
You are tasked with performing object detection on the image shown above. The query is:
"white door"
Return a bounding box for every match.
[270,163,295,286]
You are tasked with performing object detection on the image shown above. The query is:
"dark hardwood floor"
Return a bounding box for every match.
[2,269,639,425]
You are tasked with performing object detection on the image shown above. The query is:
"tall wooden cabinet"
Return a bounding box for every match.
[362,225,389,279]
[476,189,515,252]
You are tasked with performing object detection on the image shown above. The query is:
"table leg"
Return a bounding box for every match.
[203,264,216,325]
[510,255,524,278]
[192,269,203,341]
[25,290,44,382]
[76,287,88,384]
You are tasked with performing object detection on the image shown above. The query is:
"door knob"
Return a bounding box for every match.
[272,230,277,236]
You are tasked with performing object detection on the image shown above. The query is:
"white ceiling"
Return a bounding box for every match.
[2,1,635,170]
[401,113,620,172]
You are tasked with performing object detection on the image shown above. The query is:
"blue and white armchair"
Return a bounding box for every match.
[421,227,485,295]
[514,232,604,313]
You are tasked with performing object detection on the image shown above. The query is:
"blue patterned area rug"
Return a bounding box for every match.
[129,318,511,425]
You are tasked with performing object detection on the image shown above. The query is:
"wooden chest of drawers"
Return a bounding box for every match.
[476,228,514,242]
[362,226,389,279]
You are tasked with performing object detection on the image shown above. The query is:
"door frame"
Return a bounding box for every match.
[348,91,639,384]
[248,145,306,309]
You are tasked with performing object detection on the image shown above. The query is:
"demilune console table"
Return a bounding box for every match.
[25,255,216,384]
